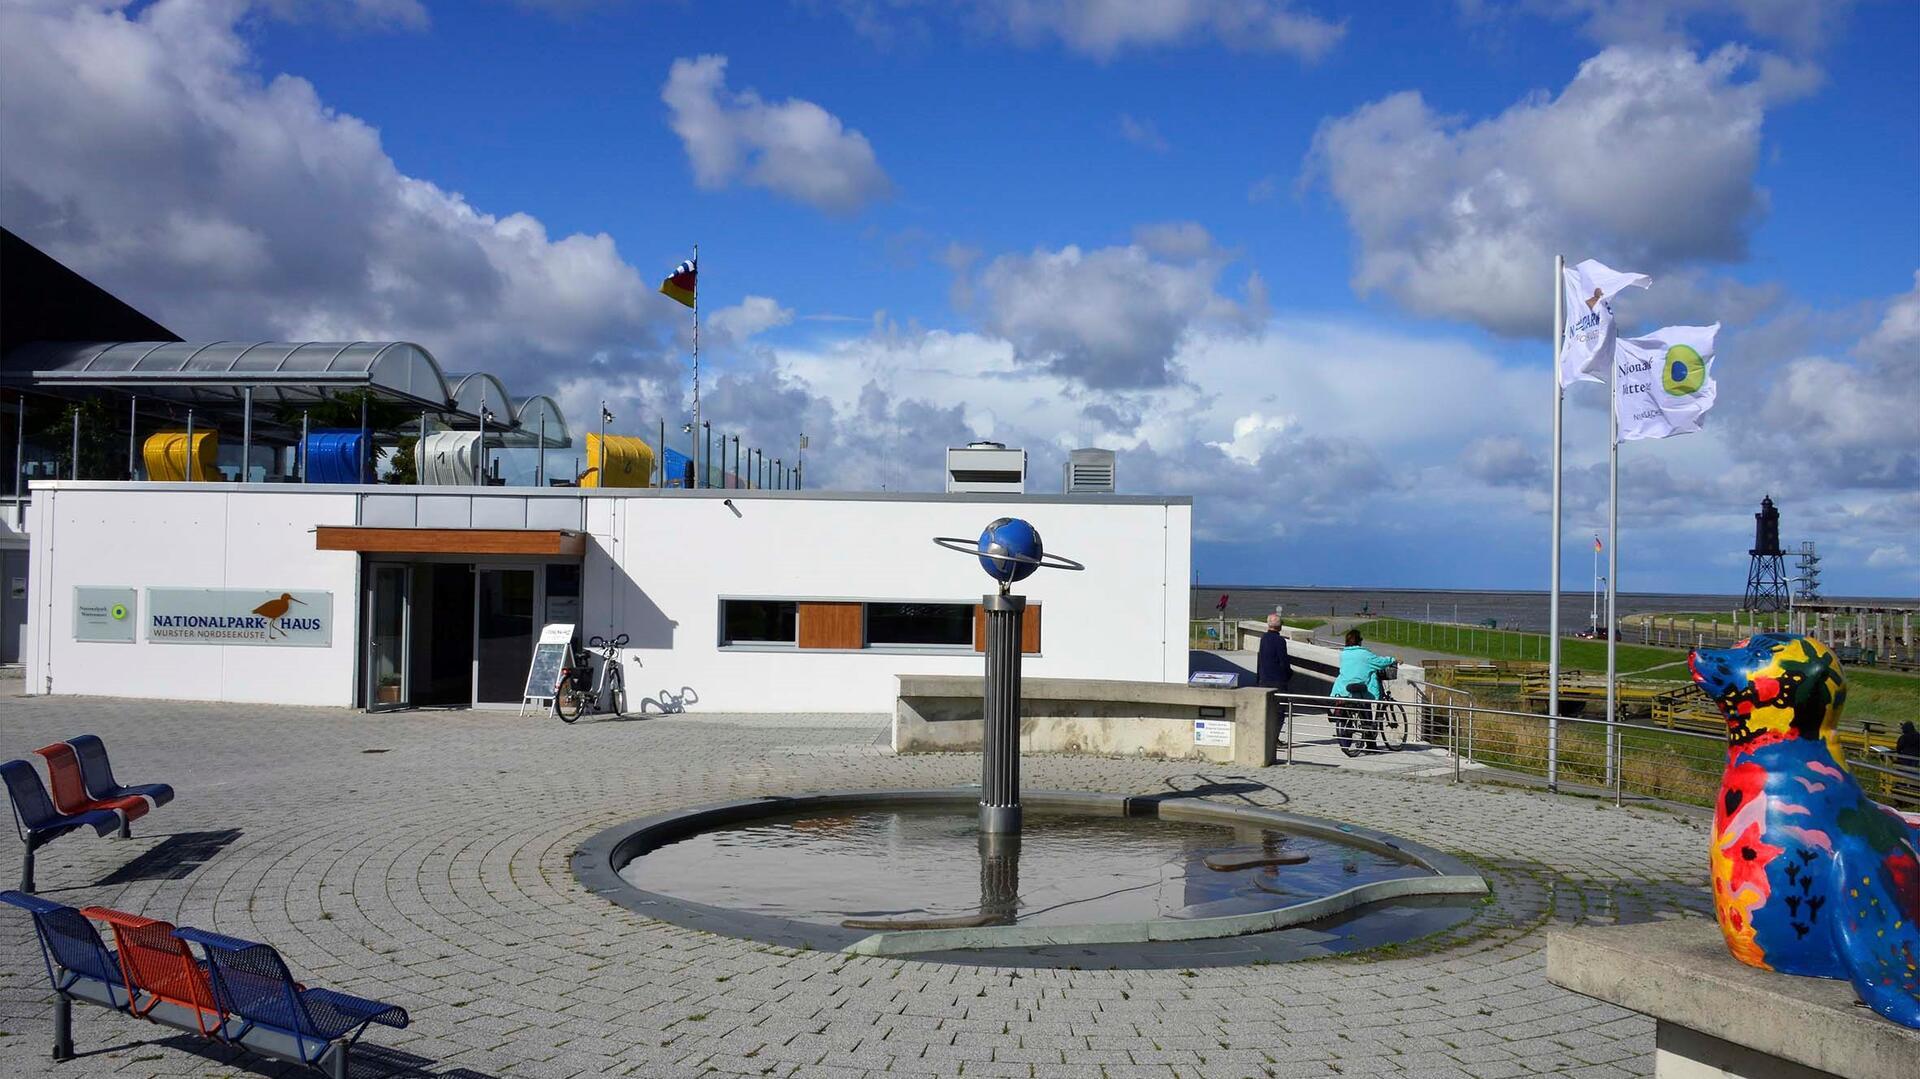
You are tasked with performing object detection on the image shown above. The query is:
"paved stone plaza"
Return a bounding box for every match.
[0,690,1715,1078]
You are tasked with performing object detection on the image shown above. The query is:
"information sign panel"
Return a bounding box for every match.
[74,587,137,643]
[523,623,576,700]
[147,588,332,646]
[1193,719,1233,747]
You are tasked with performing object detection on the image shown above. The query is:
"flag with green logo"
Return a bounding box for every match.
[1614,323,1719,441]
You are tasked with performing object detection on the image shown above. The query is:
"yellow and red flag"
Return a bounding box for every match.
[659,258,697,308]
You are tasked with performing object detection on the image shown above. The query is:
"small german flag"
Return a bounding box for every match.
[659,258,697,308]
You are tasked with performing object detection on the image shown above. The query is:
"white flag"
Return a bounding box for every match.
[1615,323,1719,442]
[1560,259,1651,388]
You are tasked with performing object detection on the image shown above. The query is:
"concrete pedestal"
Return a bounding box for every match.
[1547,919,1920,1079]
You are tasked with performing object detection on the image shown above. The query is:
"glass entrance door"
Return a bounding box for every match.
[365,563,411,711]
[474,566,539,705]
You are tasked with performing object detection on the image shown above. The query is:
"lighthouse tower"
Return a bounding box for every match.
[1743,496,1790,612]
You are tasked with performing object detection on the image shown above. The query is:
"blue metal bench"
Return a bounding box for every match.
[66,735,175,810]
[0,894,410,1077]
[0,890,131,1061]
[177,927,409,1079]
[1,759,122,893]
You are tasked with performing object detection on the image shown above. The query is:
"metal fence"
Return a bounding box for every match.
[1272,688,1920,814]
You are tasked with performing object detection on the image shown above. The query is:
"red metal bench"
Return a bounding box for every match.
[84,906,224,1036]
[34,742,149,839]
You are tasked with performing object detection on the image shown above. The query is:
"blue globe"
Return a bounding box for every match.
[977,517,1043,583]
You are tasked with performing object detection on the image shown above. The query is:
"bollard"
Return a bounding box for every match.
[980,592,1025,834]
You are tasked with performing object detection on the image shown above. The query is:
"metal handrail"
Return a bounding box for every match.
[1271,688,1920,813]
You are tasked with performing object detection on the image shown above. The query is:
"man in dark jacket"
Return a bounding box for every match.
[1897,721,1920,770]
[1257,614,1293,730]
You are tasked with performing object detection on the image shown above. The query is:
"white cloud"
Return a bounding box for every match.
[1460,0,1854,54]
[965,229,1264,388]
[1460,434,1546,487]
[709,296,796,343]
[661,54,891,214]
[984,0,1345,60]
[0,0,671,395]
[256,0,429,30]
[1307,45,1818,335]
[1117,113,1170,152]
[1742,272,1920,490]
[1867,545,1911,570]
[815,1,1344,61]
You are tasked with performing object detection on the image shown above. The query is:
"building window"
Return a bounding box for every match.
[866,602,974,648]
[722,599,797,645]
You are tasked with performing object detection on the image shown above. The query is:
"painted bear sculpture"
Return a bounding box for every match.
[1689,634,1920,1028]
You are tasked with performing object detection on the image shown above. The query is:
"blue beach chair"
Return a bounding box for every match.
[65,735,175,809]
[1,759,122,892]
[176,927,409,1079]
[0,890,133,1060]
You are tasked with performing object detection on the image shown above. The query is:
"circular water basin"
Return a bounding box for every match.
[574,789,1488,965]
[622,805,1424,927]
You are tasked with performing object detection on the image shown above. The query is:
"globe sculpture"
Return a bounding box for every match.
[935,518,1083,834]
[1689,634,1920,1029]
[977,517,1044,585]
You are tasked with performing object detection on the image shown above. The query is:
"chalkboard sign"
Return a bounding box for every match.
[523,623,576,701]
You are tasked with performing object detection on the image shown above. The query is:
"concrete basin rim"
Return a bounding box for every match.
[573,788,1488,956]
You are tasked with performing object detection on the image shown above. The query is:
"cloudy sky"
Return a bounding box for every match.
[2,0,1916,595]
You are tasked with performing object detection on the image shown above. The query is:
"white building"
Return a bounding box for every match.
[24,482,1190,712]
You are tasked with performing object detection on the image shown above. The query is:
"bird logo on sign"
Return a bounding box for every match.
[252,593,306,639]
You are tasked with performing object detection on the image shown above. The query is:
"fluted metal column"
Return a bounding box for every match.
[978,831,1021,925]
[980,591,1025,833]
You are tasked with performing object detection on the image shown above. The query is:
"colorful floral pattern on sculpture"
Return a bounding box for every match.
[1690,634,1920,1028]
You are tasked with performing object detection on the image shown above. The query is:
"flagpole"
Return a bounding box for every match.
[1606,316,1621,794]
[691,243,701,488]
[1548,254,1565,792]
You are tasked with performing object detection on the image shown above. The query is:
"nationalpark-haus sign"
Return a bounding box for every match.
[147,588,333,647]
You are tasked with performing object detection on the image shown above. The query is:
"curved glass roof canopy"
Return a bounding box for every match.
[4,341,454,410]
[511,396,569,448]
[2,341,572,446]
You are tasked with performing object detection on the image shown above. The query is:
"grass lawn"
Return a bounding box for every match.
[1361,617,1920,732]
[1357,618,1690,678]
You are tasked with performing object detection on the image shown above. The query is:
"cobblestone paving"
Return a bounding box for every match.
[0,693,1715,1078]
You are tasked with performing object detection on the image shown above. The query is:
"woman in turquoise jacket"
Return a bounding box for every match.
[1331,629,1396,699]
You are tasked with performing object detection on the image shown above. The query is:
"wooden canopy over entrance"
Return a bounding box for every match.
[316,526,585,557]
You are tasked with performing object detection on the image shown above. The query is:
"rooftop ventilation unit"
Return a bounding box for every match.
[1064,448,1116,494]
[946,442,1026,494]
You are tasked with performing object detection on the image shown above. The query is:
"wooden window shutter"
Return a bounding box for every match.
[797,602,863,649]
[973,603,1041,654]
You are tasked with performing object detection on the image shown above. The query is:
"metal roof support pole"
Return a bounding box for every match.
[301,411,310,483]
[657,418,665,486]
[704,421,712,490]
[127,396,137,480]
[241,386,253,484]
[70,410,79,481]
[358,395,369,484]
[537,414,547,488]
[477,406,488,487]
[418,412,427,485]
[185,410,194,482]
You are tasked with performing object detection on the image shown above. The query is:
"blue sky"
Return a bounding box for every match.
[4,0,1917,595]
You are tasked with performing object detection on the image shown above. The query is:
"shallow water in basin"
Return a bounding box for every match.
[620,807,1429,928]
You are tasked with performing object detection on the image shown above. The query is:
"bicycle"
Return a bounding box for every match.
[554,633,627,722]
[1332,688,1407,756]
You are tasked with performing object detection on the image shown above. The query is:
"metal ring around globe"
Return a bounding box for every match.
[932,537,1085,572]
